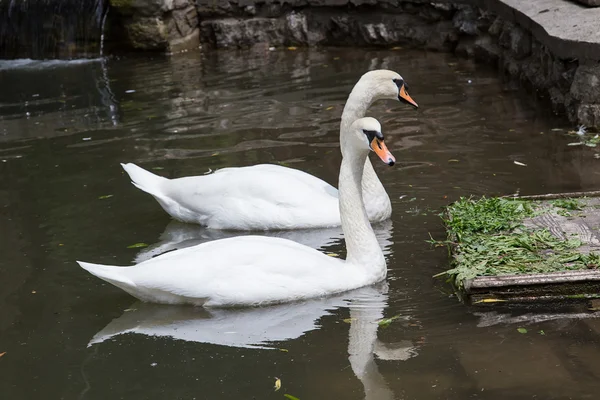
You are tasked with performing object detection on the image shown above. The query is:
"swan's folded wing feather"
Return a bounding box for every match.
[123,236,363,306]
[161,164,341,229]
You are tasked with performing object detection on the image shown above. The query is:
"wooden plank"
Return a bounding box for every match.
[447,191,600,305]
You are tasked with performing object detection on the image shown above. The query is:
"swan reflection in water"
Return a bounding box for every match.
[133,219,394,264]
[89,282,420,399]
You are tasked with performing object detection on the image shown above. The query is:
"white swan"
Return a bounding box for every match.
[78,117,395,307]
[121,69,417,230]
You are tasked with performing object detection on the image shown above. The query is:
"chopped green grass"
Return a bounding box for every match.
[551,198,583,211]
[437,196,599,288]
[444,196,538,239]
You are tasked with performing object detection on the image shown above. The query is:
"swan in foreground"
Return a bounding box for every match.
[121,69,417,230]
[78,117,395,307]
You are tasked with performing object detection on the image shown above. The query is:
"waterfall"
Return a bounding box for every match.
[0,0,108,60]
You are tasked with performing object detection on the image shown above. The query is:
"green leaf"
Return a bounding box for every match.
[98,194,113,200]
[284,395,300,400]
[378,315,401,328]
[127,243,149,249]
[538,330,545,335]
[517,327,528,334]
[151,166,164,170]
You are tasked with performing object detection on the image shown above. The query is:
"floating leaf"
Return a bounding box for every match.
[326,252,339,257]
[473,298,507,304]
[98,194,113,200]
[513,161,527,167]
[448,159,460,163]
[551,128,563,131]
[538,330,545,335]
[325,106,334,111]
[152,167,164,170]
[378,315,401,328]
[284,395,300,400]
[567,142,583,146]
[274,377,281,392]
[391,46,402,50]
[278,348,289,353]
[287,46,297,50]
[127,243,149,249]
[517,327,528,334]
[343,318,356,324]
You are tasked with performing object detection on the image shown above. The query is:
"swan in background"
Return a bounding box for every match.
[120,69,418,230]
[132,219,394,264]
[78,117,396,307]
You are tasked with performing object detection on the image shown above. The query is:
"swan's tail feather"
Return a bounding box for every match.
[78,261,136,288]
[121,162,167,198]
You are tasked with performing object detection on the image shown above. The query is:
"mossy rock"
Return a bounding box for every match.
[126,17,168,50]
[109,0,135,14]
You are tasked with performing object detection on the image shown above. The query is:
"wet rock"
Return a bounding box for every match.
[167,5,199,38]
[200,18,288,48]
[498,21,531,60]
[502,54,521,77]
[570,63,600,103]
[488,17,503,37]
[415,3,455,22]
[452,6,479,36]
[109,0,174,17]
[548,87,566,113]
[473,35,501,64]
[425,21,458,51]
[455,37,476,58]
[577,104,600,128]
[126,17,169,50]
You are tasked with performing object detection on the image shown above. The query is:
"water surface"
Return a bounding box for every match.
[2,48,600,399]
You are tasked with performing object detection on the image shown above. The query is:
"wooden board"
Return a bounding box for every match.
[454,191,600,305]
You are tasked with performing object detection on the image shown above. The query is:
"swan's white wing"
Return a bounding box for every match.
[162,164,341,229]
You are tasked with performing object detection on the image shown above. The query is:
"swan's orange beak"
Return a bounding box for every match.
[399,84,418,108]
[370,138,395,166]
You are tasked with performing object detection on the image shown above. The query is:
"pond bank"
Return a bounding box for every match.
[105,0,600,129]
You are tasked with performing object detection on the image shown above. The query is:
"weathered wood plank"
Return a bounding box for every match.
[448,191,600,305]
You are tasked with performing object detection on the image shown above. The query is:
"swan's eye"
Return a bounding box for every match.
[362,129,384,141]
[393,78,404,88]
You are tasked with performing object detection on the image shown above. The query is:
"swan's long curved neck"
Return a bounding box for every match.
[341,82,391,213]
[339,149,386,272]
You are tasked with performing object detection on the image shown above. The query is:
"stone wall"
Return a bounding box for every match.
[104,0,600,129]
[108,0,199,52]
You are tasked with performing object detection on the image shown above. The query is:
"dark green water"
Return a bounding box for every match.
[2,48,600,399]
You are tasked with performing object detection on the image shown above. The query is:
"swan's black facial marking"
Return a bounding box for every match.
[362,129,384,148]
[393,78,405,90]
[394,78,417,108]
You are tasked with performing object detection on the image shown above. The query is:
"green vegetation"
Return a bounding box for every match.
[436,196,599,288]
[444,197,538,239]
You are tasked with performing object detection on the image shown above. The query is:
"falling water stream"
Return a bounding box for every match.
[0,0,107,59]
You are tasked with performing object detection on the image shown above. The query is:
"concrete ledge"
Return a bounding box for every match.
[483,0,600,61]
